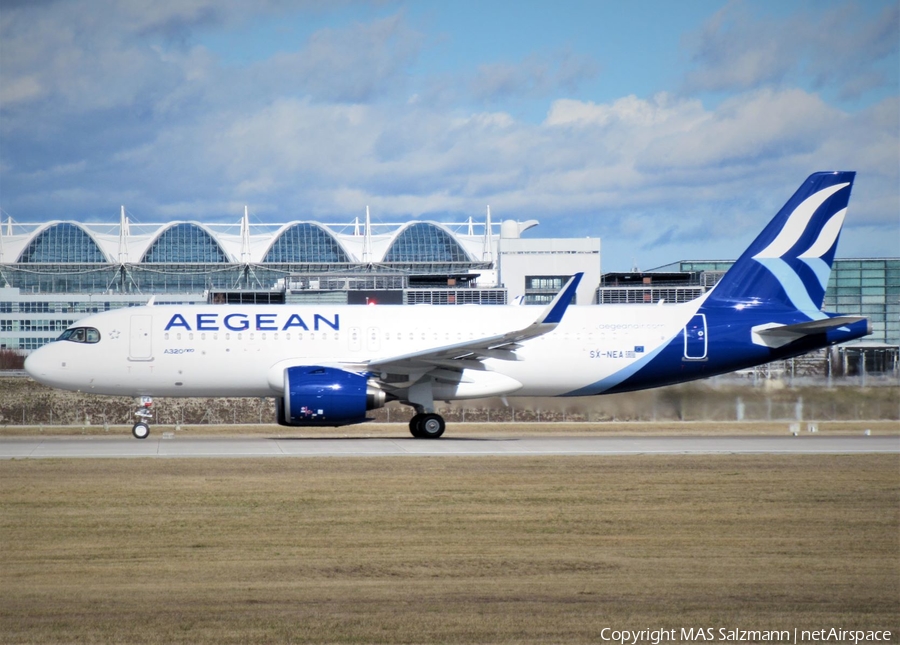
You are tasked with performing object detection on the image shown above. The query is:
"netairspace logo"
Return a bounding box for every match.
[598,627,894,644]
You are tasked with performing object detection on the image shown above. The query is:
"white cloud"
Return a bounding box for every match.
[249,12,423,104]
[0,75,44,106]
[0,3,896,269]
[470,50,600,101]
[682,0,899,100]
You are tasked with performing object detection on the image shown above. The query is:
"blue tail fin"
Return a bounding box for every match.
[707,171,855,319]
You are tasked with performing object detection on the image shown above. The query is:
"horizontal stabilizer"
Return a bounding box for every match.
[751,316,869,348]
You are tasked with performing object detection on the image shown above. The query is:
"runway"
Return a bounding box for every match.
[1,434,897,459]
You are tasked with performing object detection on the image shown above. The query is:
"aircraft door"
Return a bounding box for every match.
[683,314,707,360]
[367,327,381,352]
[129,315,154,361]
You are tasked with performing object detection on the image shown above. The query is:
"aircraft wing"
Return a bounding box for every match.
[362,273,583,376]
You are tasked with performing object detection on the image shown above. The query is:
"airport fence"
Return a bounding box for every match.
[0,375,897,427]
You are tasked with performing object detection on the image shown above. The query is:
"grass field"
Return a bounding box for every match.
[1,454,898,644]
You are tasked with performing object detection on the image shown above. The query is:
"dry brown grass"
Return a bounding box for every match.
[1,455,898,644]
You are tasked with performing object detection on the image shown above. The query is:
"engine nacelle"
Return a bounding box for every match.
[277,366,385,427]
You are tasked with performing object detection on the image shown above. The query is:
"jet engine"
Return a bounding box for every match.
[276,365,386,427]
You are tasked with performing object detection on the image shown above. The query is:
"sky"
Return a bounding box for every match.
[1,0,898,271]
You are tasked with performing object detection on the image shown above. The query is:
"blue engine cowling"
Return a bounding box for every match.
[277,366,385,427]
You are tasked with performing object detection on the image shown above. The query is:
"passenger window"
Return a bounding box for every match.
[165,333,170,340]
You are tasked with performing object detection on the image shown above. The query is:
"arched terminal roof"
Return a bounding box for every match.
[17,223,108,263]
[383,222,472,263]
[262,223,352,263]
[141,223,230,263]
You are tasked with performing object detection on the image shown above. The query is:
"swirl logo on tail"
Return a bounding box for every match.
[751,182,850,320]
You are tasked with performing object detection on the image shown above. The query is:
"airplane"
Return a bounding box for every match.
[24,171,871,439]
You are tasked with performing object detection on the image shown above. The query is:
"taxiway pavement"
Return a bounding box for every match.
[1,435,897,459]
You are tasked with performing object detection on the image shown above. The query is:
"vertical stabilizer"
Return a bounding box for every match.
[706,172,855,319]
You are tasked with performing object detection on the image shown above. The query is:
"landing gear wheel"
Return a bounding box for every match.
[409,415,424,438]
[410,413,445,439]
[132,422,150,440]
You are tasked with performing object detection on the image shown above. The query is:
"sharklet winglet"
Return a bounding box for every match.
[537,273,583,325]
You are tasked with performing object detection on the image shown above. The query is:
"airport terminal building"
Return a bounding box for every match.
[1,211,896,374]
[0,211,600,352]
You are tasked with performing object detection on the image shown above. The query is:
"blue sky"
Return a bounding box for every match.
[1,0,897,270]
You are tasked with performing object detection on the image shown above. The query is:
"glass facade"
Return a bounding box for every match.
[525,276,567,290]
[523,275,578,305]
[670,259,899,345]
[384,223,471,263]
[1,264,122,293]
[263,223,351,263]
[17,223,106,263]
[604,259,898,346]
[823,259,899,345]
[675,261,737,273]
[142,223,229,263]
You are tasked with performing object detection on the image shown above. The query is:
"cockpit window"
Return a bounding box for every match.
[57,327,101,344]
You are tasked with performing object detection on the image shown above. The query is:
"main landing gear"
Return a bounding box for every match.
[132,396,153,440]
[408,413,446,439]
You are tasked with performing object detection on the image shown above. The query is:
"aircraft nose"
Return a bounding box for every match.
[24,345,52,381]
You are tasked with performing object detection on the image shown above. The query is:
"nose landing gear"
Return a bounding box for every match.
[132,396,153,439]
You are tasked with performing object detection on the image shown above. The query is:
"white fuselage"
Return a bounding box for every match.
[24,301,700,400]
